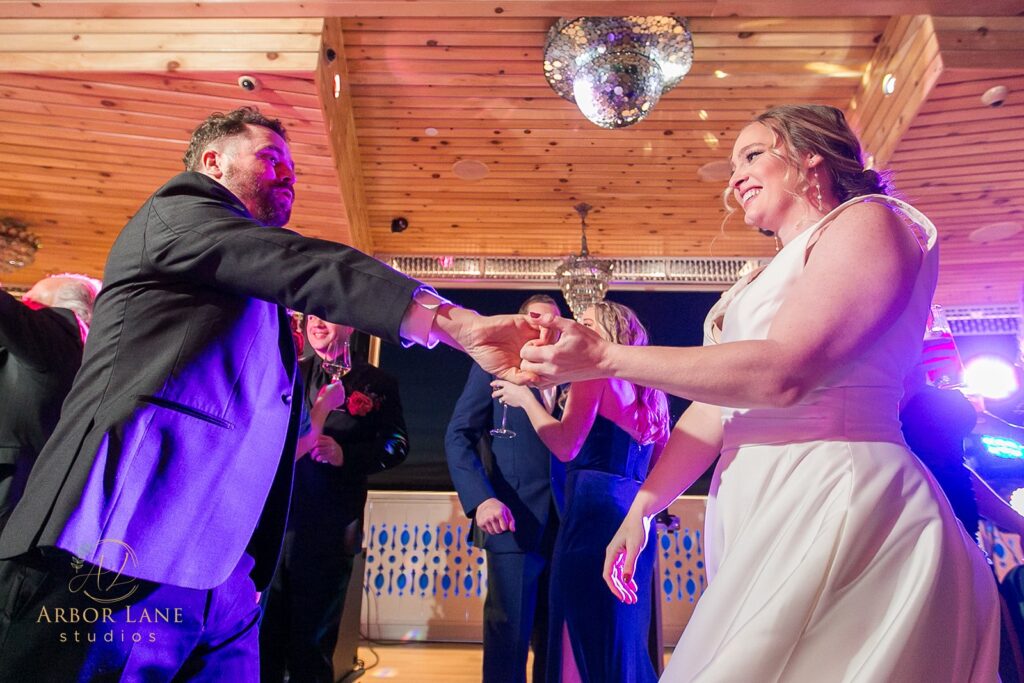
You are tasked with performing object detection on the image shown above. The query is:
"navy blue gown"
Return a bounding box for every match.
[546,414,658,683]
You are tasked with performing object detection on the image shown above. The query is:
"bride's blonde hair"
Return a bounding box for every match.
[721,105,891,214]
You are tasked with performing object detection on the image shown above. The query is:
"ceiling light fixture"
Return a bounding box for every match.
[543,16,694,129]
[0,217,39,272]
[556,203,614,319]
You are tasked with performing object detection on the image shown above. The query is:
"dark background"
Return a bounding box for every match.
[366,287,721,493]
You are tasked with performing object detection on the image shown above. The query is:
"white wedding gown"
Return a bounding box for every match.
[661,195,1000,682]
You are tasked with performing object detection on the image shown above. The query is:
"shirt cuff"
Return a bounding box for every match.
[399,287,453,349]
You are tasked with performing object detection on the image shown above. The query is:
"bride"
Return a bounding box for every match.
[521,104,1000,681]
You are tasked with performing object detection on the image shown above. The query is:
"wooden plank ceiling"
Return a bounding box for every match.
[0,2,1021,307]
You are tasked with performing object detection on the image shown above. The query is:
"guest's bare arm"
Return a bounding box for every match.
[491,379,603,461]
[295,381,345,460]
[523,202,922,407]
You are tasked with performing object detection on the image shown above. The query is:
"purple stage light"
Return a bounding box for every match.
[964,355,1020,400]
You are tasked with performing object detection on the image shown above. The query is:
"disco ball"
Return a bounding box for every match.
[543,16,694,129]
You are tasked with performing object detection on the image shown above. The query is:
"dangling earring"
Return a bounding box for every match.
[814,171,824,212]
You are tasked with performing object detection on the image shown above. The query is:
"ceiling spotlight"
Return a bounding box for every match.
[390,217,409,233]
[881,73,896,96]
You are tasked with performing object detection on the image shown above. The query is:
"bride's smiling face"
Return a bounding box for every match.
[728,123,808,234]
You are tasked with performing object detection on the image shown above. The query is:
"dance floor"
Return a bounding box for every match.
[350,643,673,681]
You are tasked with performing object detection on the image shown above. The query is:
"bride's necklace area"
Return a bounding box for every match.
[775,203,834,250]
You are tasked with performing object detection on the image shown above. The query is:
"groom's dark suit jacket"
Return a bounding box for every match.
[0,172,420,590]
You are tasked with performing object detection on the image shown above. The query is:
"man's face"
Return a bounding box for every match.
[217,124,296,226]
[305,315,353,360]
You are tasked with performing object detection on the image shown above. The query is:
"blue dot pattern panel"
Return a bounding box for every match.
[365,521,487,599]
[980,522,1024,582]
[660,526,707,604]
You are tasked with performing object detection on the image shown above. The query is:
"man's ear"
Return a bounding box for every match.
[200,147,225,179]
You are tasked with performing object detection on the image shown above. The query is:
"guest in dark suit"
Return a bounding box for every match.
[446,294,564,683]
[0,274,100,527]
[261,315,409,683]
[0,107,540,681]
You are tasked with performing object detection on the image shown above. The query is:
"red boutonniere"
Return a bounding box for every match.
[346,390,378,417]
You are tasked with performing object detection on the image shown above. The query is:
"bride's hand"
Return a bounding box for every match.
[603,511,651,604]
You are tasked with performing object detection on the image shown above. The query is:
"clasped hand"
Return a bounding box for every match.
[517,313,610,387]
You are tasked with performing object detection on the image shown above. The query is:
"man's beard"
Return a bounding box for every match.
[225,168,293,227]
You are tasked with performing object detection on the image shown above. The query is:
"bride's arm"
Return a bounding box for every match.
[629,401,724,519]
[604,401,723,602]
[523,202,923,408]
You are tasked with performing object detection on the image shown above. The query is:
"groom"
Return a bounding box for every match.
[0,106,538,681]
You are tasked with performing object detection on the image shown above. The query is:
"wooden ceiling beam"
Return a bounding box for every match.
[1,1,1023,19]
[316,17,372,253]
[847,16,944,168]
[0,17,320,71]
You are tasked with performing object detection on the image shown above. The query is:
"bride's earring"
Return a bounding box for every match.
[814,171,824,212]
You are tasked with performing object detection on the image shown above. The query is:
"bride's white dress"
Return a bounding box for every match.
[661,195,1000,682]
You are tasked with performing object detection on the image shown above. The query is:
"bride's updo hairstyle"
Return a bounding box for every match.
[755,104,891,202]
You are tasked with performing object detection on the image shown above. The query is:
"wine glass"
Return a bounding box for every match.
[921,304,964,389]
[321,338,352,383]
[490,402,516,439]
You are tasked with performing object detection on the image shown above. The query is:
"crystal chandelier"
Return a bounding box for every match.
[543,16,694,129]
[0,217,40,272]
[556,203,614,319]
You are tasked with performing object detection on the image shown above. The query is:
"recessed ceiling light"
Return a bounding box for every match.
[424,127,439,137]
[969,221,1022,243]
[697,160,732,182]
[452,159,489,181]
[882,73,896,96]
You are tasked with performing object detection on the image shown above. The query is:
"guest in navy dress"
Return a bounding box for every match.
[492,301,670,683]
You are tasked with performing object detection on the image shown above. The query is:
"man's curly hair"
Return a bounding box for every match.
[182,106,287,171]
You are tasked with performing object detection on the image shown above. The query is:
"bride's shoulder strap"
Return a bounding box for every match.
[807,194,937,257]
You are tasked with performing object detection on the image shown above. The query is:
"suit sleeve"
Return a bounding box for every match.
[0,290,80,371]
[142,176,420,346]
[444,364,497,518]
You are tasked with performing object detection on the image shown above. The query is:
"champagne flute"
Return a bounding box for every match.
[321,338,352,382]
[921,304,964,389]
[490,401,516,439]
